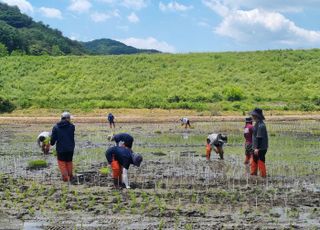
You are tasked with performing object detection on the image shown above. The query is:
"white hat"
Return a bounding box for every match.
[61,112,71,119]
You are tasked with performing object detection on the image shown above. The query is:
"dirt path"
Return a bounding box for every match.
[0,114,320,124]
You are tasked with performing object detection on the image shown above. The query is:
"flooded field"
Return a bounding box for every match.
[0,121,319,229]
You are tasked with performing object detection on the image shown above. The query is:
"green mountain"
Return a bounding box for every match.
[82,39,160,55]
[0,2,160,56]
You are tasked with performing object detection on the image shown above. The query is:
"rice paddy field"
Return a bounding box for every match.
[0,120,319,229]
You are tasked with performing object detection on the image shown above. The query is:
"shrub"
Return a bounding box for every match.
[0,97,16,113]
[99,167,111,175]
[300,103,315,111]
[27,160,48,169]
[223,86,245,102]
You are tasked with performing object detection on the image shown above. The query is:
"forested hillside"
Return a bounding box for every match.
[0,3,159,56]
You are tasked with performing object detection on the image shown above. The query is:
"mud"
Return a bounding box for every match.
[0,121,319,229]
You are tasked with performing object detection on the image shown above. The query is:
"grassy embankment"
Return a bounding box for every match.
[0,49,320,114]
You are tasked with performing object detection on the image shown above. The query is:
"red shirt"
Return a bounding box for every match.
[244,123,253,144]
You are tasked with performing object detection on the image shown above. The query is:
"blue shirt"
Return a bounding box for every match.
[106,146,133,169]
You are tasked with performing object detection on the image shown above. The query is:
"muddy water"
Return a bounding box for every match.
[0,121,319,229]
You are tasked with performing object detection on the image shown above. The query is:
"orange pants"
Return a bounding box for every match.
[244,154,251,164]
[58,160,73,182]
[250,150,267,177]
[111,158,122,186]
[206,144,212,160]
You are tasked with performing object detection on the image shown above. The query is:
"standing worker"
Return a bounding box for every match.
[50,112,75,182]
[107,113,115,129]
[180,117,191,129]
[206,133,228,160]
[243,117,254,165]
[37,131,51,155]
[250,108,268,178]
[106,146,143,189]
[111,133,134,150]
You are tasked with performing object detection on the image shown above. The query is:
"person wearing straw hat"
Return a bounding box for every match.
[250,108,268,178]
[206,133,228,160]
[106,146,143,189]
[243,117,254,165]
[50,112,75,182]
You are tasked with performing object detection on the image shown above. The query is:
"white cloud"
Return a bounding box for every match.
[121,0,147,10]
[1,0,33,13]
[203,0,320,13]
[216,9,320,45]
[39,7,63,19]
[119,37,176,53]
[159,1,193,12]
[127,12,139,23]
[90,10,120,22]
[203,0,320,47]
[68,0,91,13]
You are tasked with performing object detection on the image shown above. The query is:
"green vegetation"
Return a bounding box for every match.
[0,3,159,56]
[0,49,320,111]
[82,39,160,55]
[27,159,48,169]
[99,167,110,175]
[0,96,15,113]
[0,3,85,55]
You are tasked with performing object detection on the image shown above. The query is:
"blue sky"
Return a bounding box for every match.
[2,0,320,53]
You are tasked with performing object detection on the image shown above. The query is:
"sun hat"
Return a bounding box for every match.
[132,153,143,167]
[250,108,265,120]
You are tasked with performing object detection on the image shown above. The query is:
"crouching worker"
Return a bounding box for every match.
[37,131,51,154]
[206,133,228,160]
[250,108,268,178]
[180,117,191,129]
[111,133,134,150]
[51,112,75,182]
[106,146,143,189]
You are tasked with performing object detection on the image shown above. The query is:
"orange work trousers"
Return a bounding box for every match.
[250,150,267,177]
[206,144,212,160]
[58,160,73,182]
[111,157,122,187]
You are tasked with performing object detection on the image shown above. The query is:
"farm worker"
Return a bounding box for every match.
[50,112,75,182]
[37,131,51,155]
[206,133,228,160]
[180,117,191,129]
[250,108,268,178]
[107,113,115,129]
[106,146,143,189]
[244,117,254,165]
[111,133,134,149]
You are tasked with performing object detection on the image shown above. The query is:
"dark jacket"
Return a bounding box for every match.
[106,146,133,170]
[113,133,134,149]
[253,120,268,151]
[51,120,75,161]
[108,114,114,122]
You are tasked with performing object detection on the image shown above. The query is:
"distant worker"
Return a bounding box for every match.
[106,146,143,189]
[206,133,228,160]
[51,112,75,182]
[107,113,115,129]
[250,108,268,178]
[110,133,134,150]
[180,117,191,129]
[37,131,51,155]
[244,117,254,165]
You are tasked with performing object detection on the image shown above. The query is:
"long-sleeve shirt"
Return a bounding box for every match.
[253,120,268,150]
[106,146,133,170]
